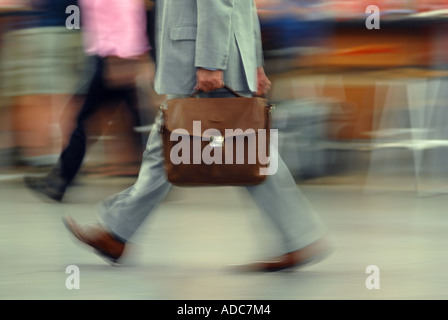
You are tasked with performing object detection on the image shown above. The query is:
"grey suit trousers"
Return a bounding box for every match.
[98,91,327,254]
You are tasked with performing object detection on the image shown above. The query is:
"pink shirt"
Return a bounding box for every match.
[80,0,150,58]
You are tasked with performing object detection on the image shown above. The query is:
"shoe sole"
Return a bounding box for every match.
[278,247,334,272]
[228,246,334,273]
[93,249,122,267]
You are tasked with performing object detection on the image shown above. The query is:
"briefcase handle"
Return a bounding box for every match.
[190,85,243,98]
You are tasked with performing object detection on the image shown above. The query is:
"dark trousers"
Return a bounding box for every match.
[57,55,142,185]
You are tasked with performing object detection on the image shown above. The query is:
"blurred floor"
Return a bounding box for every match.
[0,172,447,300]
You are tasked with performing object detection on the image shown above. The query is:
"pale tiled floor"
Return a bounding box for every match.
[0,173,447,300]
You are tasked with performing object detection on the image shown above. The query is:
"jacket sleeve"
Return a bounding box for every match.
[195,0,235,70]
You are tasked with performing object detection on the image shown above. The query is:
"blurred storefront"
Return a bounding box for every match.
[256,0,448,187]
[1,1,448,187]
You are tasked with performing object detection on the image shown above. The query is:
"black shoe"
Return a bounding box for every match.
[24,175,67,202]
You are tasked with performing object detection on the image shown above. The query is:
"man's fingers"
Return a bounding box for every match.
[195,69,224,93]
[256,80,271,96]
[256,67,272,96]
[195,80,224,92]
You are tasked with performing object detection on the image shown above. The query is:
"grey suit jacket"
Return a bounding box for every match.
[154,0,264,95]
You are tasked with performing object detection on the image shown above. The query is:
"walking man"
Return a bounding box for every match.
[63,0,331,272]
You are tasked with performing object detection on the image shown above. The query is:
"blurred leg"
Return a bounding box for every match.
[245,149,327,254]
[98,111,172,241]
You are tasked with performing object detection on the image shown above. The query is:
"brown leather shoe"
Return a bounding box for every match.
[63,215,126,266]
[232,239,333,272]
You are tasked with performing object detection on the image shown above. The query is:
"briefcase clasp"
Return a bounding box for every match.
[209,135,224,148]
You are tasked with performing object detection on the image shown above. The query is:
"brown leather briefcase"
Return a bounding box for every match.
[159,86,274,186]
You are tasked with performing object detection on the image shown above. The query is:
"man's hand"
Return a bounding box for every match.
[256,67,271,97]
[194,68,224,92]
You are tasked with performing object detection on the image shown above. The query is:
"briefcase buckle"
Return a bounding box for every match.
[209,135,224,148]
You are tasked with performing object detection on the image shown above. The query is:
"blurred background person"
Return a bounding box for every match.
[23,0,152,202]
[0,0,84,168]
